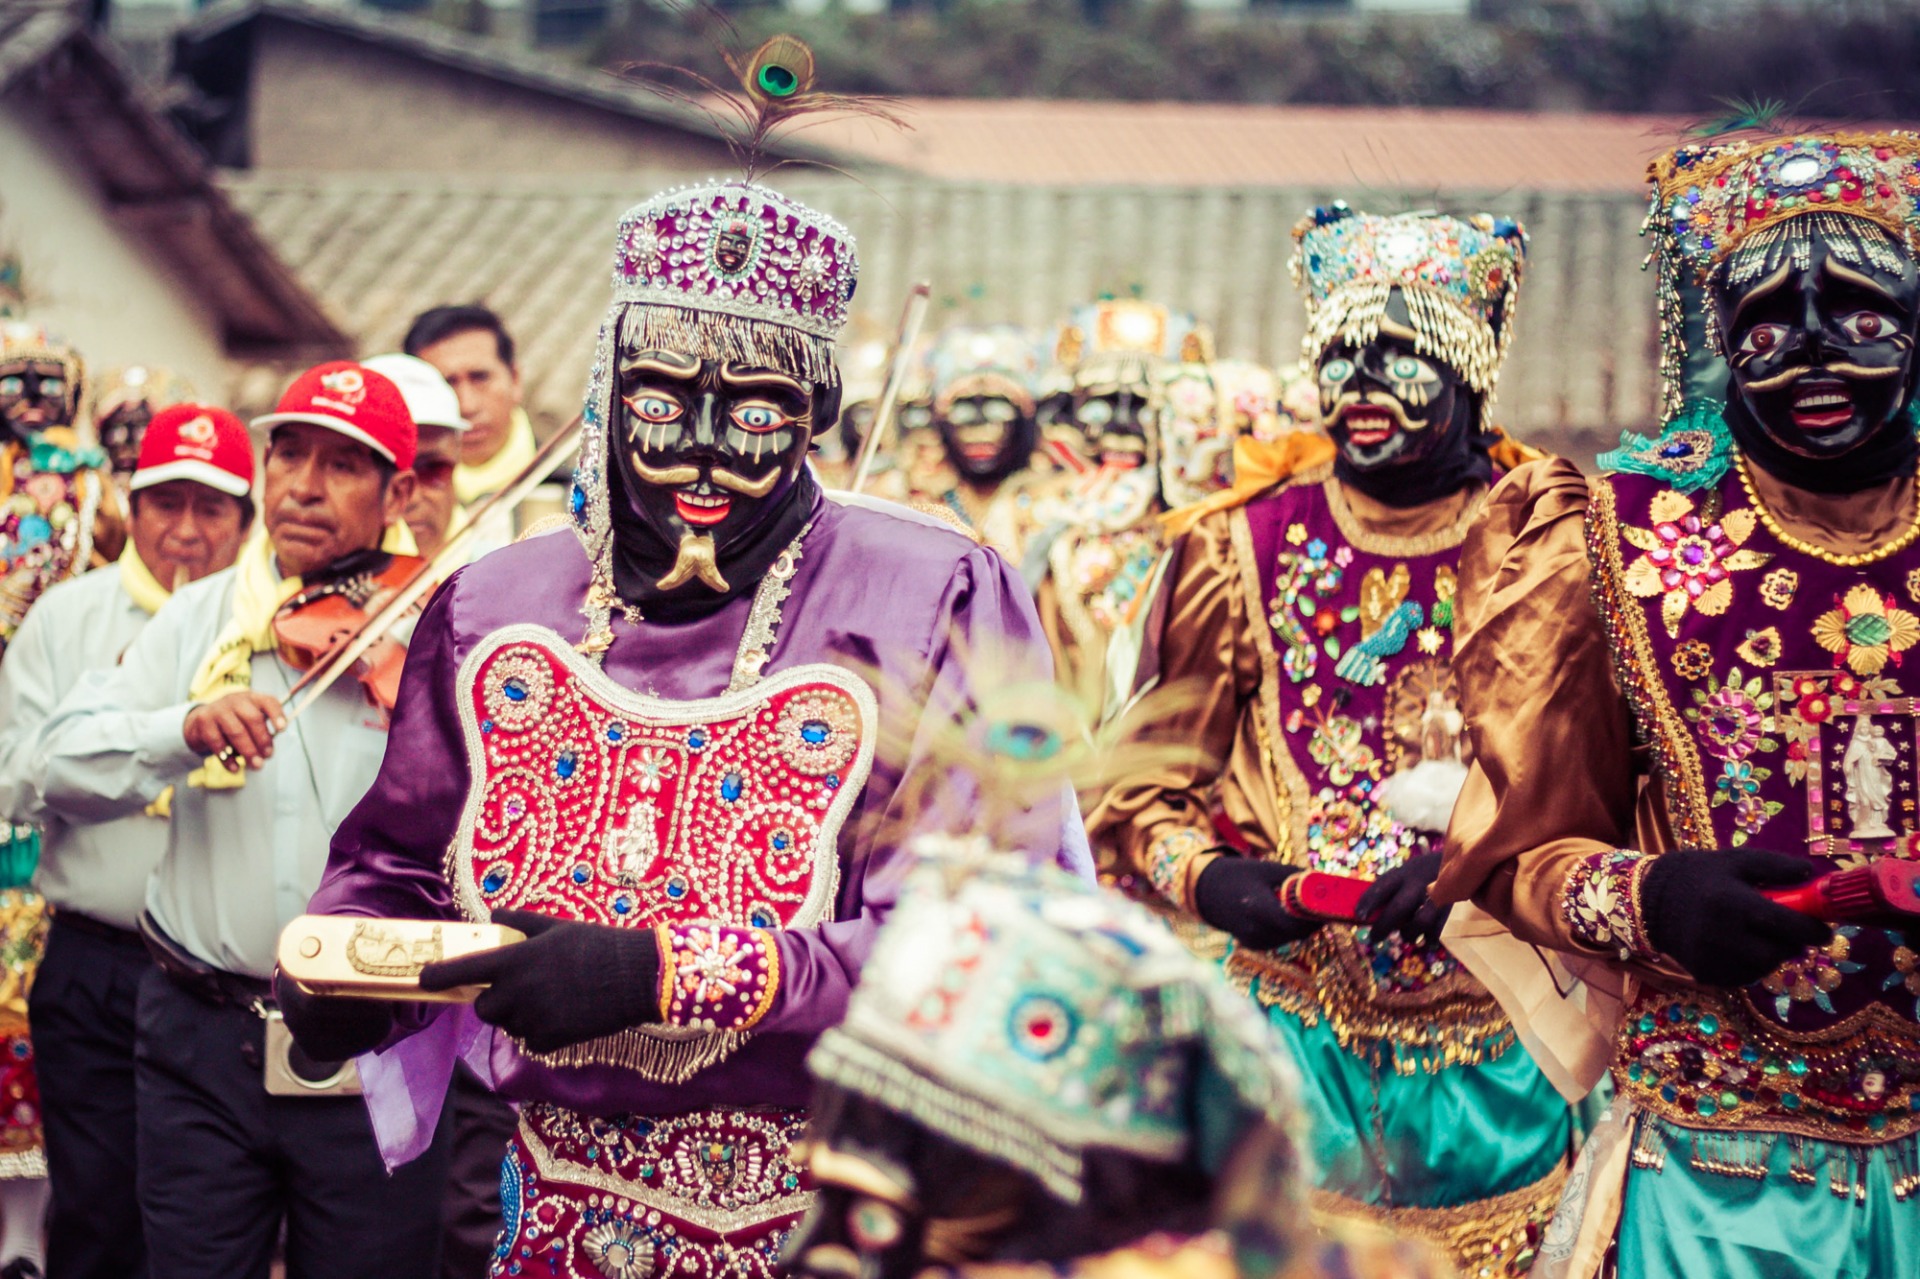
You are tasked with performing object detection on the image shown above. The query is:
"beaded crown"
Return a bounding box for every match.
[807,841,1303,1206]
[926,324,1045,415]
[0,321,82,384]
[1053,300,1214,395]
[1643,132,1920,419]
[1289,206,1527,399]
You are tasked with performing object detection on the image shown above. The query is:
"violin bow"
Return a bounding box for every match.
[849,281,931,495]
[277,413,584,729]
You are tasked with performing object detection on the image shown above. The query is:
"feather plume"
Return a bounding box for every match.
[622,30,908,181]
[1689,95,1792,139]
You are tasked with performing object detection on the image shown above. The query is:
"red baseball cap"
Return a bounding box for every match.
[251,360,417,471]
[130,404,254,498]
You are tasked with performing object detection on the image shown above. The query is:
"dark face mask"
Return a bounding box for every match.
[610,349,833,615]
[937,395,1034,485]
[98,403,154,476]
[1072,386,1154,471]
[0,361,78,443]
[1716,229,1920,492]
[1317,296,1490,506]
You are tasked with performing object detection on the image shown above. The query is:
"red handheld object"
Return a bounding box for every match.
[1762,859,1920,923]
[1278,870,1375,924]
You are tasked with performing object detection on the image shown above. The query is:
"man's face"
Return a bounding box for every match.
[1718,232,1920,462]
[615,350,818,592]
[98,403,153,476]
[1072,385,1153,470]
[1317,299,1464,473]
[937,393,1029,484]
[403,424,463,558]
[130,481,250,589]
[415,329,521,468]
[0,360,78,441]
[262,424,414,578]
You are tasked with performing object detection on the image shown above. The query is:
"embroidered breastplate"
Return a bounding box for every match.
[1590,466,1920,1143]
[1226,472,1512,1073]
[446,540,878,1082]
[0,444,106,654]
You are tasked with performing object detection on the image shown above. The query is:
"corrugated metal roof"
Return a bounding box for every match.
[221,169,1658,457]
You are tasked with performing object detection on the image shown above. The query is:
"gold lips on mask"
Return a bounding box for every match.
[1326,392,1429,435]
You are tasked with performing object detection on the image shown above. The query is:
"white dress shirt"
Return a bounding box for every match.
[36,563,395,977]
[0,565,161,930]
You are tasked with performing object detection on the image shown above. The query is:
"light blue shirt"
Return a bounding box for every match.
[36,564,394,977]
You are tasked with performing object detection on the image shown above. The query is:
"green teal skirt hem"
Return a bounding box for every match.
[1263,1000,1571,1210]
[1617,1117,1919,1279]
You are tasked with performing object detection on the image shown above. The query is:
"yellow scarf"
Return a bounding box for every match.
[454,408,536,506]
[118,544,172,617]
[184,521,418,791]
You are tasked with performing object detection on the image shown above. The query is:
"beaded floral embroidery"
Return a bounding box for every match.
[1145,827,1213,909]
[1268,537,1354,683]
[1760,567,1799,610]
[657,925,780,1032]
[1685,666,1783,844]
[1595,402,1735,494]
[1621,488,1772,638]
[1561,850,1653,961]
[1811,583,1920,675]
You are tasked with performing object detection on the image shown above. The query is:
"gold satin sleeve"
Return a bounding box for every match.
[1087,508,1278,902]
[1434,458,1647,956]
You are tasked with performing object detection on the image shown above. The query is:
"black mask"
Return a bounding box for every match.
[1317,295,1492,507]
[609,349,835,619]
[98,402,153,476]
[1071,385,1154,472]
[936,394,1036,486]
[0,360,79,444]
[1715,226,1920,493]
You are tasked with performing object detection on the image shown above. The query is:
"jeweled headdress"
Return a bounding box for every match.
[927,324,1045,416]
[0,321,84,422]
[1053,300,1213,392]
[1289,206,1527,409]
[567,38,867,653]
[1642,131,1920,419]
[807,841,1304,1207]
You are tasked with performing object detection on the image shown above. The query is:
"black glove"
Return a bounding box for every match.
[1355,850,1448,948]
[1193,857,1324,951]
[1641,849,1832,988]
[417,909,661,1054]
[274,970,396,1063]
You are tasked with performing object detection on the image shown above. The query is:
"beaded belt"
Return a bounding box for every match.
[494,1102,812,1279]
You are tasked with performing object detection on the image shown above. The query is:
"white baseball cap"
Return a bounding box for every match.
[361,353,468,432]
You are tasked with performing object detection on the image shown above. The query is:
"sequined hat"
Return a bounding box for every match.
[807,840,1303,1206]
[1642,131,1920,418]
[609,180,858,389]
[1289,205,1528,400]
[927,324,1045,415]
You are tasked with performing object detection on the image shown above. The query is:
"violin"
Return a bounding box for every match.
[273,553,429,713]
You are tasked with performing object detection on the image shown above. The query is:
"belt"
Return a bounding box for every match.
[138,912,274,1012]
[50,907,146,949]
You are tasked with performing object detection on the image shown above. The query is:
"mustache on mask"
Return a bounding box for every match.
[1741,361,1907,394]
[1324,392,1427,434]
[629,455,782,498]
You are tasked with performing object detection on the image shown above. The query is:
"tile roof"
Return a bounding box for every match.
[806,100,1914,193]
[221,169,1657,461]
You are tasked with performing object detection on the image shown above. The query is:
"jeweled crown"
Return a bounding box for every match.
[927,324,1045,413]
[1290,206,1527,397]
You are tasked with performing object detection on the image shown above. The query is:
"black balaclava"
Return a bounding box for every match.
[1715,223,1920,495]
[936,390,1038,487]
[0,358,81,445]
[608,345,833,622]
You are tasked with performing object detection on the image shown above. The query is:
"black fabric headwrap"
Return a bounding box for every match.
[607,458,820,623]
[1723,380,1920,496]
[1332,396,1495,508]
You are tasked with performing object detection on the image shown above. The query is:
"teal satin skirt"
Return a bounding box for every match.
[1618,1118,1919,1279]
[1265,1003,1572,1209]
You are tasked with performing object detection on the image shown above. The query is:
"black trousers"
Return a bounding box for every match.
[30,917,151,1279]
[439,1063,517,1279]
[133,967,451,1279]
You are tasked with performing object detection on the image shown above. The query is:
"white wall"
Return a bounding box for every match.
[0,95,233,408]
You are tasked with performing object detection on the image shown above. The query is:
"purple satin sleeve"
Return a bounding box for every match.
[756,544,1092,1037]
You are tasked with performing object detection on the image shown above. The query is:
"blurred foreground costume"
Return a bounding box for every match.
[286,46,1089,1278]
[790,842,1447,1279]
[1440,132,1920,1278]
[1094,207,1572,1276]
